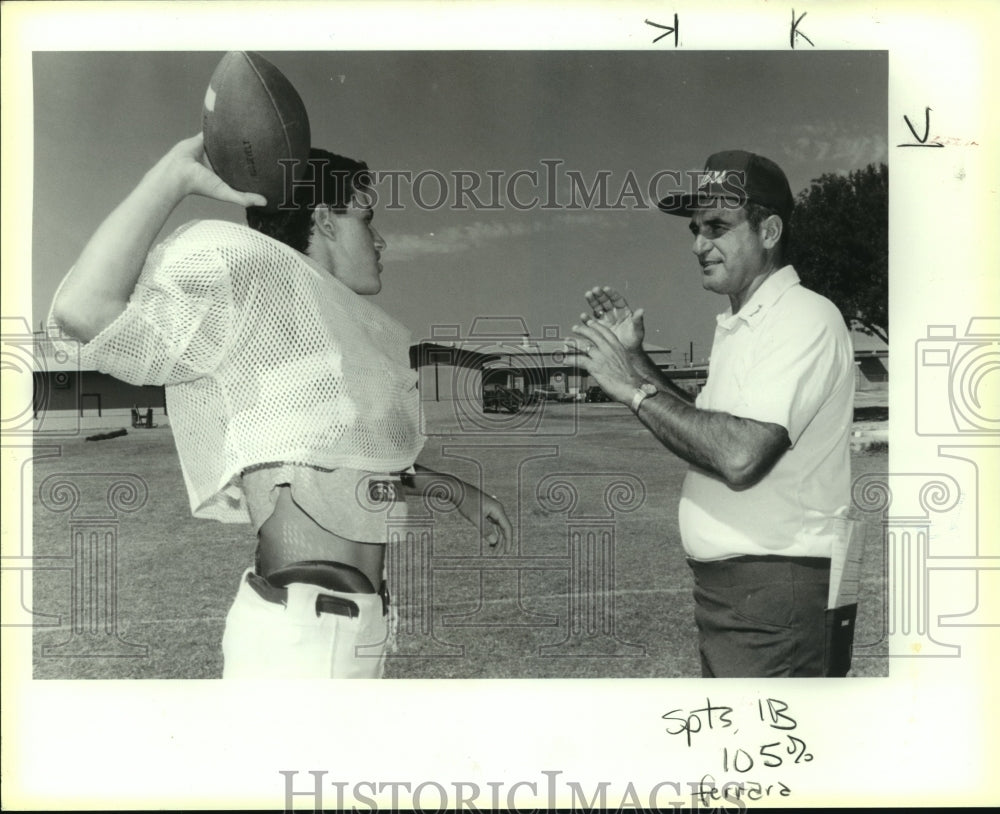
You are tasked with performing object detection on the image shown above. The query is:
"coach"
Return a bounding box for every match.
[572,150,854,677]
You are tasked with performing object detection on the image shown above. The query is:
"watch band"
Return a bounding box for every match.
[630,387,650,414]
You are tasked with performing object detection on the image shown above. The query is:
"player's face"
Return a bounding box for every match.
[327,193,386,295]
[688,206,767,310]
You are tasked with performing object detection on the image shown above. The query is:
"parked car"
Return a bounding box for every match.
[482,384,526,413]
[530,385,564,403]
[585,385,612,403]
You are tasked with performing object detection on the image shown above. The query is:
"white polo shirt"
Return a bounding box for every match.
[678,266,854,561]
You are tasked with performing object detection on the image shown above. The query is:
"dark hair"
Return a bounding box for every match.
[745,201,790,257]
[245,148,372,253]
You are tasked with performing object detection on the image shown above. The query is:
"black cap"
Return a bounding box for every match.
[657,150,794,221]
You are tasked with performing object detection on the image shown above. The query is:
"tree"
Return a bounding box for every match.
[788,163,888,343]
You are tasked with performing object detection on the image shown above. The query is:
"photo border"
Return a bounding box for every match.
[2,1,997,809]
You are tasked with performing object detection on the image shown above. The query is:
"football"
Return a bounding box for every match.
[202,51,311,211]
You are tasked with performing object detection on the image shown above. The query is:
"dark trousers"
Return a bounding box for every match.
[687,556,831,678]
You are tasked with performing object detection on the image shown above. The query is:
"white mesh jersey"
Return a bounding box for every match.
[48,219,425,523]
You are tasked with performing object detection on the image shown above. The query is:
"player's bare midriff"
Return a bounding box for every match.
[256,485,385,592]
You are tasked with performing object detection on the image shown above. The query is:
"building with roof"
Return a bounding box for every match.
[28,329,166,423]
[851,328,889,391]
[27,318,887,432]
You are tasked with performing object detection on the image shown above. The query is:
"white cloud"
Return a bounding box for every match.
[781,124,888,170]
[384,212,616,261]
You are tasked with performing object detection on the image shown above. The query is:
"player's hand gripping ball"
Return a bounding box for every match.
[202,51,311,211]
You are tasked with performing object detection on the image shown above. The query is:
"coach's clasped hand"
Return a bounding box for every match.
[584,286,646,353]
[571,316,644,405]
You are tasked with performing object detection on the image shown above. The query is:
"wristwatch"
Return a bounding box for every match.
[629,382,658,414]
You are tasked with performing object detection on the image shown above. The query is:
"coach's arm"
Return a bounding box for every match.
[51,134,265,343]
[620,375,789,489]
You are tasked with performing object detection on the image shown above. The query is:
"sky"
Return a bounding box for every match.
[31,50,887,360]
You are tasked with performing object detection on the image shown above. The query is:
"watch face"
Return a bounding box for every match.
[641,382,657,396]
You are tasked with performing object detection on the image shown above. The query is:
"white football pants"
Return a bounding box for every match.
[221,569,388,678]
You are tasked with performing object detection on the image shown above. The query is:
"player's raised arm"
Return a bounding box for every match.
[51,133,265,343]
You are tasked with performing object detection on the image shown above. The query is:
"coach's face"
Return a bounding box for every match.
[688,205,768,311]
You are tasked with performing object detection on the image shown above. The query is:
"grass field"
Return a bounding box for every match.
[30,402,888,679]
